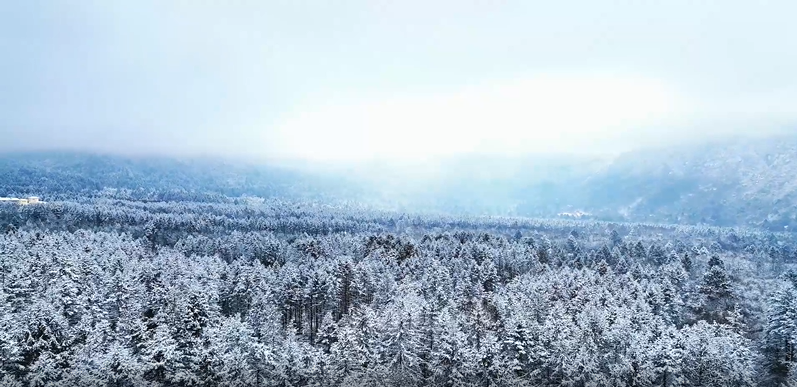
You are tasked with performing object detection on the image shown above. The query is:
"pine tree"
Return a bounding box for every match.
[707,254,724,268]
[140,324,180,385]
[205,317,257,387]
[598,244,614,266]
[632,241,648,261]
[317,312,338,355]
[91,342,143,387]
[611,229,623,247]
[432,307,470,386]
[616,255,630,275]
[647,328,685,387]
[503,323,532,378]
[680,252,692,275]
[762,275,797,385]
[377,306,422,384]
[698,257,734,323]
[0,296,20,379]
[329,308,376,384]
[649,244,668,266]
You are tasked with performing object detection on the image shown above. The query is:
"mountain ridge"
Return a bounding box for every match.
[3,134,797,230]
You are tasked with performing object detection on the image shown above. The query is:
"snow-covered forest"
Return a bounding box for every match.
[6,0,797,384]
[1,198,796,386]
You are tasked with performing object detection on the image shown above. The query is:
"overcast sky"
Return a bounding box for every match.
[1,1,795,162]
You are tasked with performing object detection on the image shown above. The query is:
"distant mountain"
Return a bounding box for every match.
[0,151,361,203]
[341,135,797,230]
[3,134,797,230]
[577,134,797,229]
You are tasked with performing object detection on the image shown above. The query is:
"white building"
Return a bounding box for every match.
[0,196,44,205]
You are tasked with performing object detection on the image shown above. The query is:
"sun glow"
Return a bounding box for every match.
[272,75,681,162]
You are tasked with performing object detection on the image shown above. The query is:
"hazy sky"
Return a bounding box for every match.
[1,1,796,162]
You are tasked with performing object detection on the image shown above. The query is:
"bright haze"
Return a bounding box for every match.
[1,1,795,163]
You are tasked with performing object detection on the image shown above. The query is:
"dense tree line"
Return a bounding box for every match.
[1,198,796,386]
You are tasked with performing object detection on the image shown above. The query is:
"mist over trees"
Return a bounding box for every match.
[6,135,797,231]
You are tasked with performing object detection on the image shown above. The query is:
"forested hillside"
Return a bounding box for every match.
[580,135,797,229]
[0,152,359,203]
[1,197,796,385]
[5,135,797,230]
[388,135,797,229]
